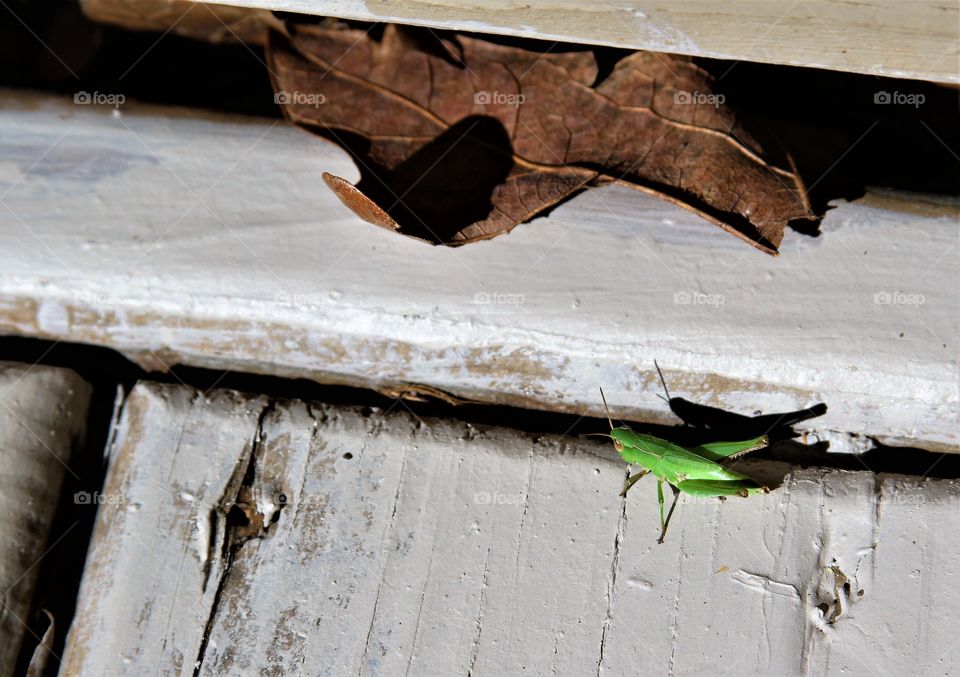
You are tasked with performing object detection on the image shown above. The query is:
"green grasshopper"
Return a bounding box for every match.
[599,388,770,544]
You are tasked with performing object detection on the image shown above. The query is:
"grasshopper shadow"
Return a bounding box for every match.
[651,362,828,445]
[663,397,827,443]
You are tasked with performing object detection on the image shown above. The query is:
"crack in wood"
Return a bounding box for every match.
[466,544,492,677]
[192,399,274,676]
[358,434,409,676]
[597,474,628,676]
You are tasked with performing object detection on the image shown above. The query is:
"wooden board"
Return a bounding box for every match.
[0,89,956,450]
[0,362,91,674]
[62,381,960,674]
[200,0,959,83]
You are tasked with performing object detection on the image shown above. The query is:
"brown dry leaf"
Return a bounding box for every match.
[377,382,472,405]
[268,22,816,254]
[82,0,277,44]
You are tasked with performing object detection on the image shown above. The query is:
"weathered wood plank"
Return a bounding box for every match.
[60,384,268,675]
[0,362,91,674]
[193,0,959,82]
[196,398,415,674]
[0,89,956,450]
[61,382,960,674]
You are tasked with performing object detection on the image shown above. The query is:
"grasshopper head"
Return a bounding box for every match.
[609,427,634,455]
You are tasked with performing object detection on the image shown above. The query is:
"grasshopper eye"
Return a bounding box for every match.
[613,439,624,453]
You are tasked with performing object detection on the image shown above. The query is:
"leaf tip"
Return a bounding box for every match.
[322,172,400,232]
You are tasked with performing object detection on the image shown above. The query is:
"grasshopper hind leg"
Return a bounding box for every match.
[620,468,650,497]
[657,484,682,544]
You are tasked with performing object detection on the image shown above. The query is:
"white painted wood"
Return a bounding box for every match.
[60,384,268,675]
[0,362,91,674]
[0,89,956,450]
[61,381,960,674]
[200,0,959,83]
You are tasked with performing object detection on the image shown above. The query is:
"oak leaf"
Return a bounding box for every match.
[268,22,816,254]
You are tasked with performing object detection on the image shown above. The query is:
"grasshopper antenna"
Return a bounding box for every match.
[653,360,671,403]
[598,387,615,430]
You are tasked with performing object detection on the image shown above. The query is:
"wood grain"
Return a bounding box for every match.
[0,362,91,674]
[61,381,960,674]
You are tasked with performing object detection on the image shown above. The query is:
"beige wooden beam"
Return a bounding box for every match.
[205,0,958,82]
[81,0,959,82]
